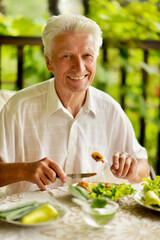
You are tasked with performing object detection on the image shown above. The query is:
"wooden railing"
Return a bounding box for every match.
[0,35,160,172]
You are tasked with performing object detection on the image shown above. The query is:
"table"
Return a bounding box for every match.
[0,185,160,240]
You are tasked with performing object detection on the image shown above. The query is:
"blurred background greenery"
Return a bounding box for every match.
[0,0,160,172]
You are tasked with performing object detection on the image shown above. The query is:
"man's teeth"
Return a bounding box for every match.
[69,76,86,80]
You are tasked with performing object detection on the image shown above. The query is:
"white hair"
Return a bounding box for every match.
[42,14,103,59]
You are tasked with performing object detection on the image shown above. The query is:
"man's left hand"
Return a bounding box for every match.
[111,151,138,181]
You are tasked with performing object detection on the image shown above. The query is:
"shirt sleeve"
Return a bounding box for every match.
[110,105,148,160]
[0,105,21,163]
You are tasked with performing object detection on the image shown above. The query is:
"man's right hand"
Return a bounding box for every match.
[25,157,67,190]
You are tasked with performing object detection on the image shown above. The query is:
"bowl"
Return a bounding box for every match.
[81,199,119,228]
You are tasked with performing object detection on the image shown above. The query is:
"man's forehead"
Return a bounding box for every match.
[52,32,96,51]
[53,31,94,43]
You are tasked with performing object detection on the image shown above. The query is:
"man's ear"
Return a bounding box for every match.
[45,55,53,72]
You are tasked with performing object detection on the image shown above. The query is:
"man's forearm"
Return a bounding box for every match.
[0,162,27,187]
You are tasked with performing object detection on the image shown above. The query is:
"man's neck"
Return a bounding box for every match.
[57,90,87,118]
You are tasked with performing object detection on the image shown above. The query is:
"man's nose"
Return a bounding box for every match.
[73,57,85,72]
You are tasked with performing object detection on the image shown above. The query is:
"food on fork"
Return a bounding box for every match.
[91,152,105,163]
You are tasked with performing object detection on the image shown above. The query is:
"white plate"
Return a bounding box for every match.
[134,191,160,212]
[0,191,67,227]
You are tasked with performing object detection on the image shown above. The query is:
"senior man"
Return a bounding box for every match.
[0,15,150,195]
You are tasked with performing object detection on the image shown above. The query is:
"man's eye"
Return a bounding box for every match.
[64,55,70,58]
[84,54,93,58]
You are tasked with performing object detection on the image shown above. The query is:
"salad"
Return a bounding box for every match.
[70,181,135,202]
[89,182,135,201]
[141,176,160,207]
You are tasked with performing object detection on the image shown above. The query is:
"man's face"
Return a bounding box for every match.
[45,32,97,96]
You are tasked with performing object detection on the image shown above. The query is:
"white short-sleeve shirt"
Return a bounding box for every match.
[0,78,147,194]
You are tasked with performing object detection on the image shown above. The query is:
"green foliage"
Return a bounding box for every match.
[0,13,47,36]
[89,0,160,41]
[3,0,48,18]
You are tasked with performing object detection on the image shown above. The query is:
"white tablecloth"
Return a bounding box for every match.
[0,185,160,240]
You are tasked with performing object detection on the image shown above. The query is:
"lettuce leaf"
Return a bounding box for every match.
[89,183,135,201]
[142,176,160,199]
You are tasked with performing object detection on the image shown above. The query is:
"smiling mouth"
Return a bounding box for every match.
[68,74,88,80]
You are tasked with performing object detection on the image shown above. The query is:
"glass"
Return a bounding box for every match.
[81,199,119,228]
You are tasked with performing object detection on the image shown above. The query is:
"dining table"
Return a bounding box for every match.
[0,183,160,240]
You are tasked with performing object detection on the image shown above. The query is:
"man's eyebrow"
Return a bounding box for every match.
[83,48,95,53]
[58,48,95,55]
[59,49,72,54]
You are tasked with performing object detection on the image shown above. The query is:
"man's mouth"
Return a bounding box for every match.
[68,74,88,80]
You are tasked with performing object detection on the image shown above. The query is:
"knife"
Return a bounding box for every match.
[56,173,97,179]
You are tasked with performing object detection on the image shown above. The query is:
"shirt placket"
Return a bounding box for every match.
[64,119,78,174]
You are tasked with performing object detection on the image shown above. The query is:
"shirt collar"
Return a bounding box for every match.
[46,78,64,116]
[83,87,97,116]
[46,78,97,117]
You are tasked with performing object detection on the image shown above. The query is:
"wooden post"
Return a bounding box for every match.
[48,0,60,15]
[102,39,107,63]
[82,0,89,16]
[139,49,148,146]
[0,45,1,89]
[120,66,126,110]
[17,46,23,90]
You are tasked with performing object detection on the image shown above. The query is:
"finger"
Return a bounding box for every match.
[36,177,47,191]
[116,152,128,177]
[125,160,137,179]
[45,169,57,183]
[121,156,132,178]
[39,162,57,183]
[49,161,67,183]
[112,152,120,170]
[40,174,52,186]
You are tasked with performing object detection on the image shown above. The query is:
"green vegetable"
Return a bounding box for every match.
[68,185,90,200]
[69,183,135,203]
[145,190,160,207]
[90,183,135,201]
[142,176,160,199]
[91,198,108,208]
[0,201,38,221]
[72,196,108,209]
[0,201,59,223]
[21,203,58,224]
[141,176,160,207]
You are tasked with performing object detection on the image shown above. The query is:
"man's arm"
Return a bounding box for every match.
[110,152,150,183]
[0,158,67,190]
